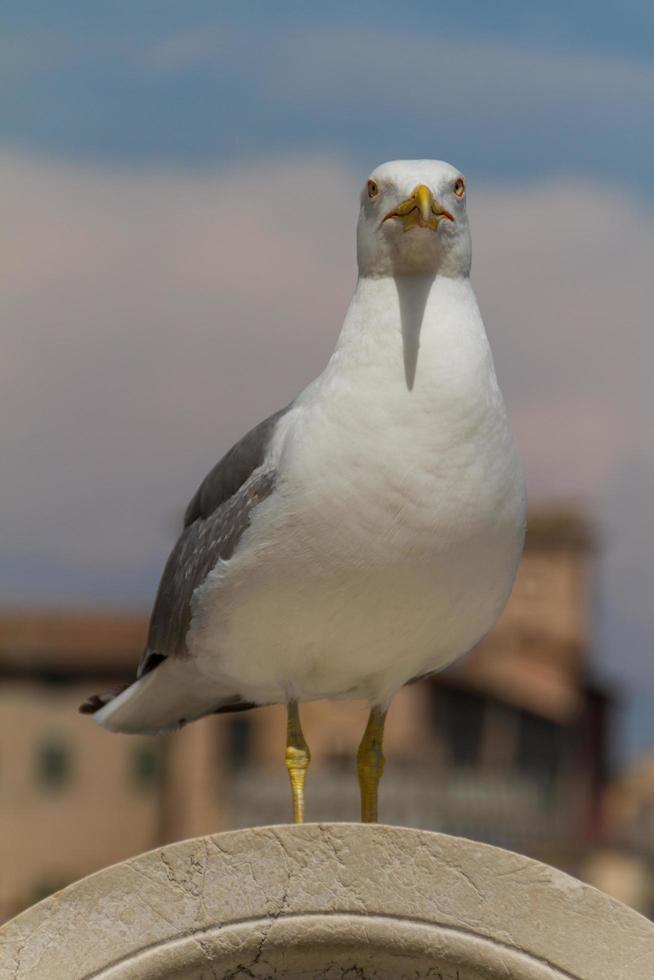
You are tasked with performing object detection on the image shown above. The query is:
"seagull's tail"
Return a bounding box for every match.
[79,656,243,736]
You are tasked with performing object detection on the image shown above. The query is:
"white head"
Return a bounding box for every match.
[357,160,471,279]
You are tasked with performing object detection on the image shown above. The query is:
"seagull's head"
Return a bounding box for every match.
[357,160,471,279]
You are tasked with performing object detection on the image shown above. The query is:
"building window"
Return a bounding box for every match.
[226,715,252,771]
[37,738,71,791]
[516,711,561,795]
[431,687,485,768]
[131,744,161,791]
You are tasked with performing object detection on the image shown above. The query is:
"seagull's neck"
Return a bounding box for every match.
[320,271,493,400]
[348,271,476,325]
[339,272,482,353]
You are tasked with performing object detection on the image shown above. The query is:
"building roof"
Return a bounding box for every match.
[526,504,596,552]
[0,609,145,675]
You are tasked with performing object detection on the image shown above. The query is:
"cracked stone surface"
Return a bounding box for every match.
[1,824,653,979]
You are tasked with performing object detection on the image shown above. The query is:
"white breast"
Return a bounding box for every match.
[189,274,526,707]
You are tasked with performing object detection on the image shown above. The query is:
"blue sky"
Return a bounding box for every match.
[3,3,654,762]
[3,2,654,190]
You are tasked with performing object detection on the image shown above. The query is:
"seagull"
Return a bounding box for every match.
[81,160,526,824]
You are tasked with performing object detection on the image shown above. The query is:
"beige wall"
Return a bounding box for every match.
[0,684,159,920]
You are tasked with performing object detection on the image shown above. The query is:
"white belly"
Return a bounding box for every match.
[188,404,525,707]
[190,525,522,707]
[188,275,526,707]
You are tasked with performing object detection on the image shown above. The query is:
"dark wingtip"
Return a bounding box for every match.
[78,685,128,716]
[79,694,106,715]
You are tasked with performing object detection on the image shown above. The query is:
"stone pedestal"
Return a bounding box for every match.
[1,824,653,978]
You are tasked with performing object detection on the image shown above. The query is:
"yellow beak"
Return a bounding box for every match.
[416,184,434,223]
[382,184,453,232]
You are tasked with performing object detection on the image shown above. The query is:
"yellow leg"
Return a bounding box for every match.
[357,706,387,823]
[285,701,311,824]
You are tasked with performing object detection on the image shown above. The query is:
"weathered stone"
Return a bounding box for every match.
[1,824,652,979]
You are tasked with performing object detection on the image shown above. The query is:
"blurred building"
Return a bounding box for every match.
[605,754,654,855]
[0,507,613,921]
[0,613,158,920]
[584,753,654,914]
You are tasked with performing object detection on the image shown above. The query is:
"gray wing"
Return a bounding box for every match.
[140,406,289,674]
[183,407,287,527]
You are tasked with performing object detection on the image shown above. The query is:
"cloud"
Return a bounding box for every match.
[136,27,242,74]
[2,21,653,190]
[261,32,654,116]
[2,152,653,707]
[0,153,357,595]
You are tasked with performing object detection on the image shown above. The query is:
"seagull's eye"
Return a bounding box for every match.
[367,179,379,199]
[453,177,466,198]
